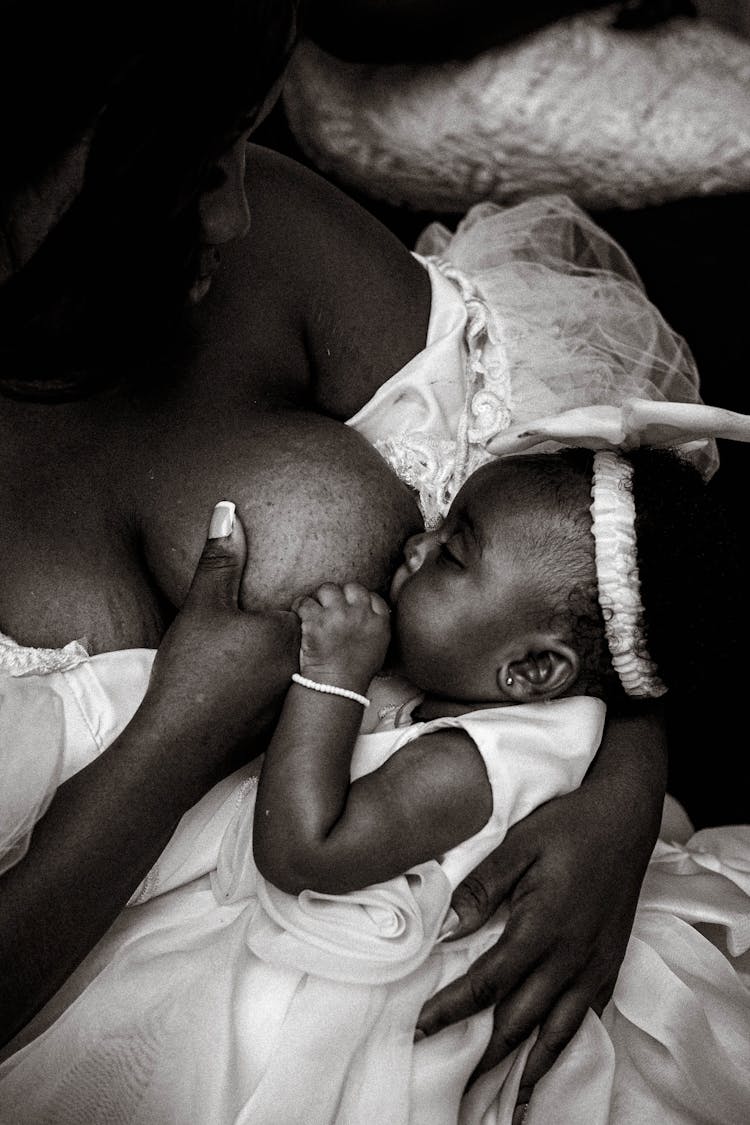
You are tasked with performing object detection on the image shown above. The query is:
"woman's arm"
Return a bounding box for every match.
[254,582,492,894]
[0,509,299,1047]
[416,704,667,1101]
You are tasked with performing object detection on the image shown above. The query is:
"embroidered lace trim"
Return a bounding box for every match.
[373,258,510,527]
[0,631,89,677]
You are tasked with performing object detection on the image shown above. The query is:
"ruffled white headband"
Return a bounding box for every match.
[485,397,750,699]
[590,451,666,698]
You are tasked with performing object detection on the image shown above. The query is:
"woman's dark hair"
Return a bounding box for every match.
[0,0,298,399]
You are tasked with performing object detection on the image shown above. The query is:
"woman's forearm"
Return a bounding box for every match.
[0,506,301,1047]
[582,704,668,845]
[1,607,299,1047]
[0,700,239,1047]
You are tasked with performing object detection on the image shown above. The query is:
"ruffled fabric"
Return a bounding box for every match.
[349,195,713,525]
[248,865,450,984]
[643,830,750,962]
[0,688,603,1124]
[418,198,706,427]
[283,12,750,212]
[0,650,748,1124]
[463,833,750,1124]
[369,256,510,525]
[590,451,666,698]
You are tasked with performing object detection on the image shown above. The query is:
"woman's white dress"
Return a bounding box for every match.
[1,198,747,1122]
[1,663,748,1124]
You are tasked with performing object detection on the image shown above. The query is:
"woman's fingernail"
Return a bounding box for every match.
[437,907,460,941]
[208,500,235,539]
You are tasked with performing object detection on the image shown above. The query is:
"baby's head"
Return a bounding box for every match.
[389,447,741,706]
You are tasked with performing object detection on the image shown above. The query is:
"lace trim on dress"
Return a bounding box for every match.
[373,258,510,527]
[0,631,89,677]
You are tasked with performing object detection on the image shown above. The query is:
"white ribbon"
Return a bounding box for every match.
[484,398,750,461]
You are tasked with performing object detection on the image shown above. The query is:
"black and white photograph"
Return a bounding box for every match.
[1,2,749,1121]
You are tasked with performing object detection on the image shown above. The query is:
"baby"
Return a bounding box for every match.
[250,445,749,1124]
[6,446,747,1124]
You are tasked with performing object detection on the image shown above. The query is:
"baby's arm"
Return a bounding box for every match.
[253,583,492,895]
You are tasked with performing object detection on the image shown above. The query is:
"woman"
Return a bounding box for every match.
[0,0,668,1110]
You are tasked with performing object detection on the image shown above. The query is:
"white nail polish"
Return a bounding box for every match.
[208,500,235,539]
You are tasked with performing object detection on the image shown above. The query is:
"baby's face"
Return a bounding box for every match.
[389,461,539,700]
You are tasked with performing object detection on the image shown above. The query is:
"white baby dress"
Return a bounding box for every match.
[1,654,603,1124]
[1,651,749,1124]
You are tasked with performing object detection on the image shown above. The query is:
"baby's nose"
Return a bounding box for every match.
[404,532,436,572]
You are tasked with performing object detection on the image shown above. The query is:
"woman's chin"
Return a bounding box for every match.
[188,275,213,305]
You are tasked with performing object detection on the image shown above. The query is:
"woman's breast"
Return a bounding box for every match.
[0,393,421,654]
[136,409,423,613]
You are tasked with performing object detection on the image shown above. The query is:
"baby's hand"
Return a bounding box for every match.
[292,582,391,690]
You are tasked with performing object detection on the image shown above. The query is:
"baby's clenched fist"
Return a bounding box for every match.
[292,582,391,691]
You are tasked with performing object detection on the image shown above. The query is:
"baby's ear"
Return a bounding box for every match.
[498,639,579,702]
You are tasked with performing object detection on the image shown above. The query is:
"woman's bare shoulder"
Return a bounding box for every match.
[217,145,432,418]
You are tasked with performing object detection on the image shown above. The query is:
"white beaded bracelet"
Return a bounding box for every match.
[291,673,370,708]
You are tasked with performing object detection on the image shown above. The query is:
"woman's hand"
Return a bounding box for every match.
[292,582,391,690]
[147,501,300,779]
[416,708,667,1113]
